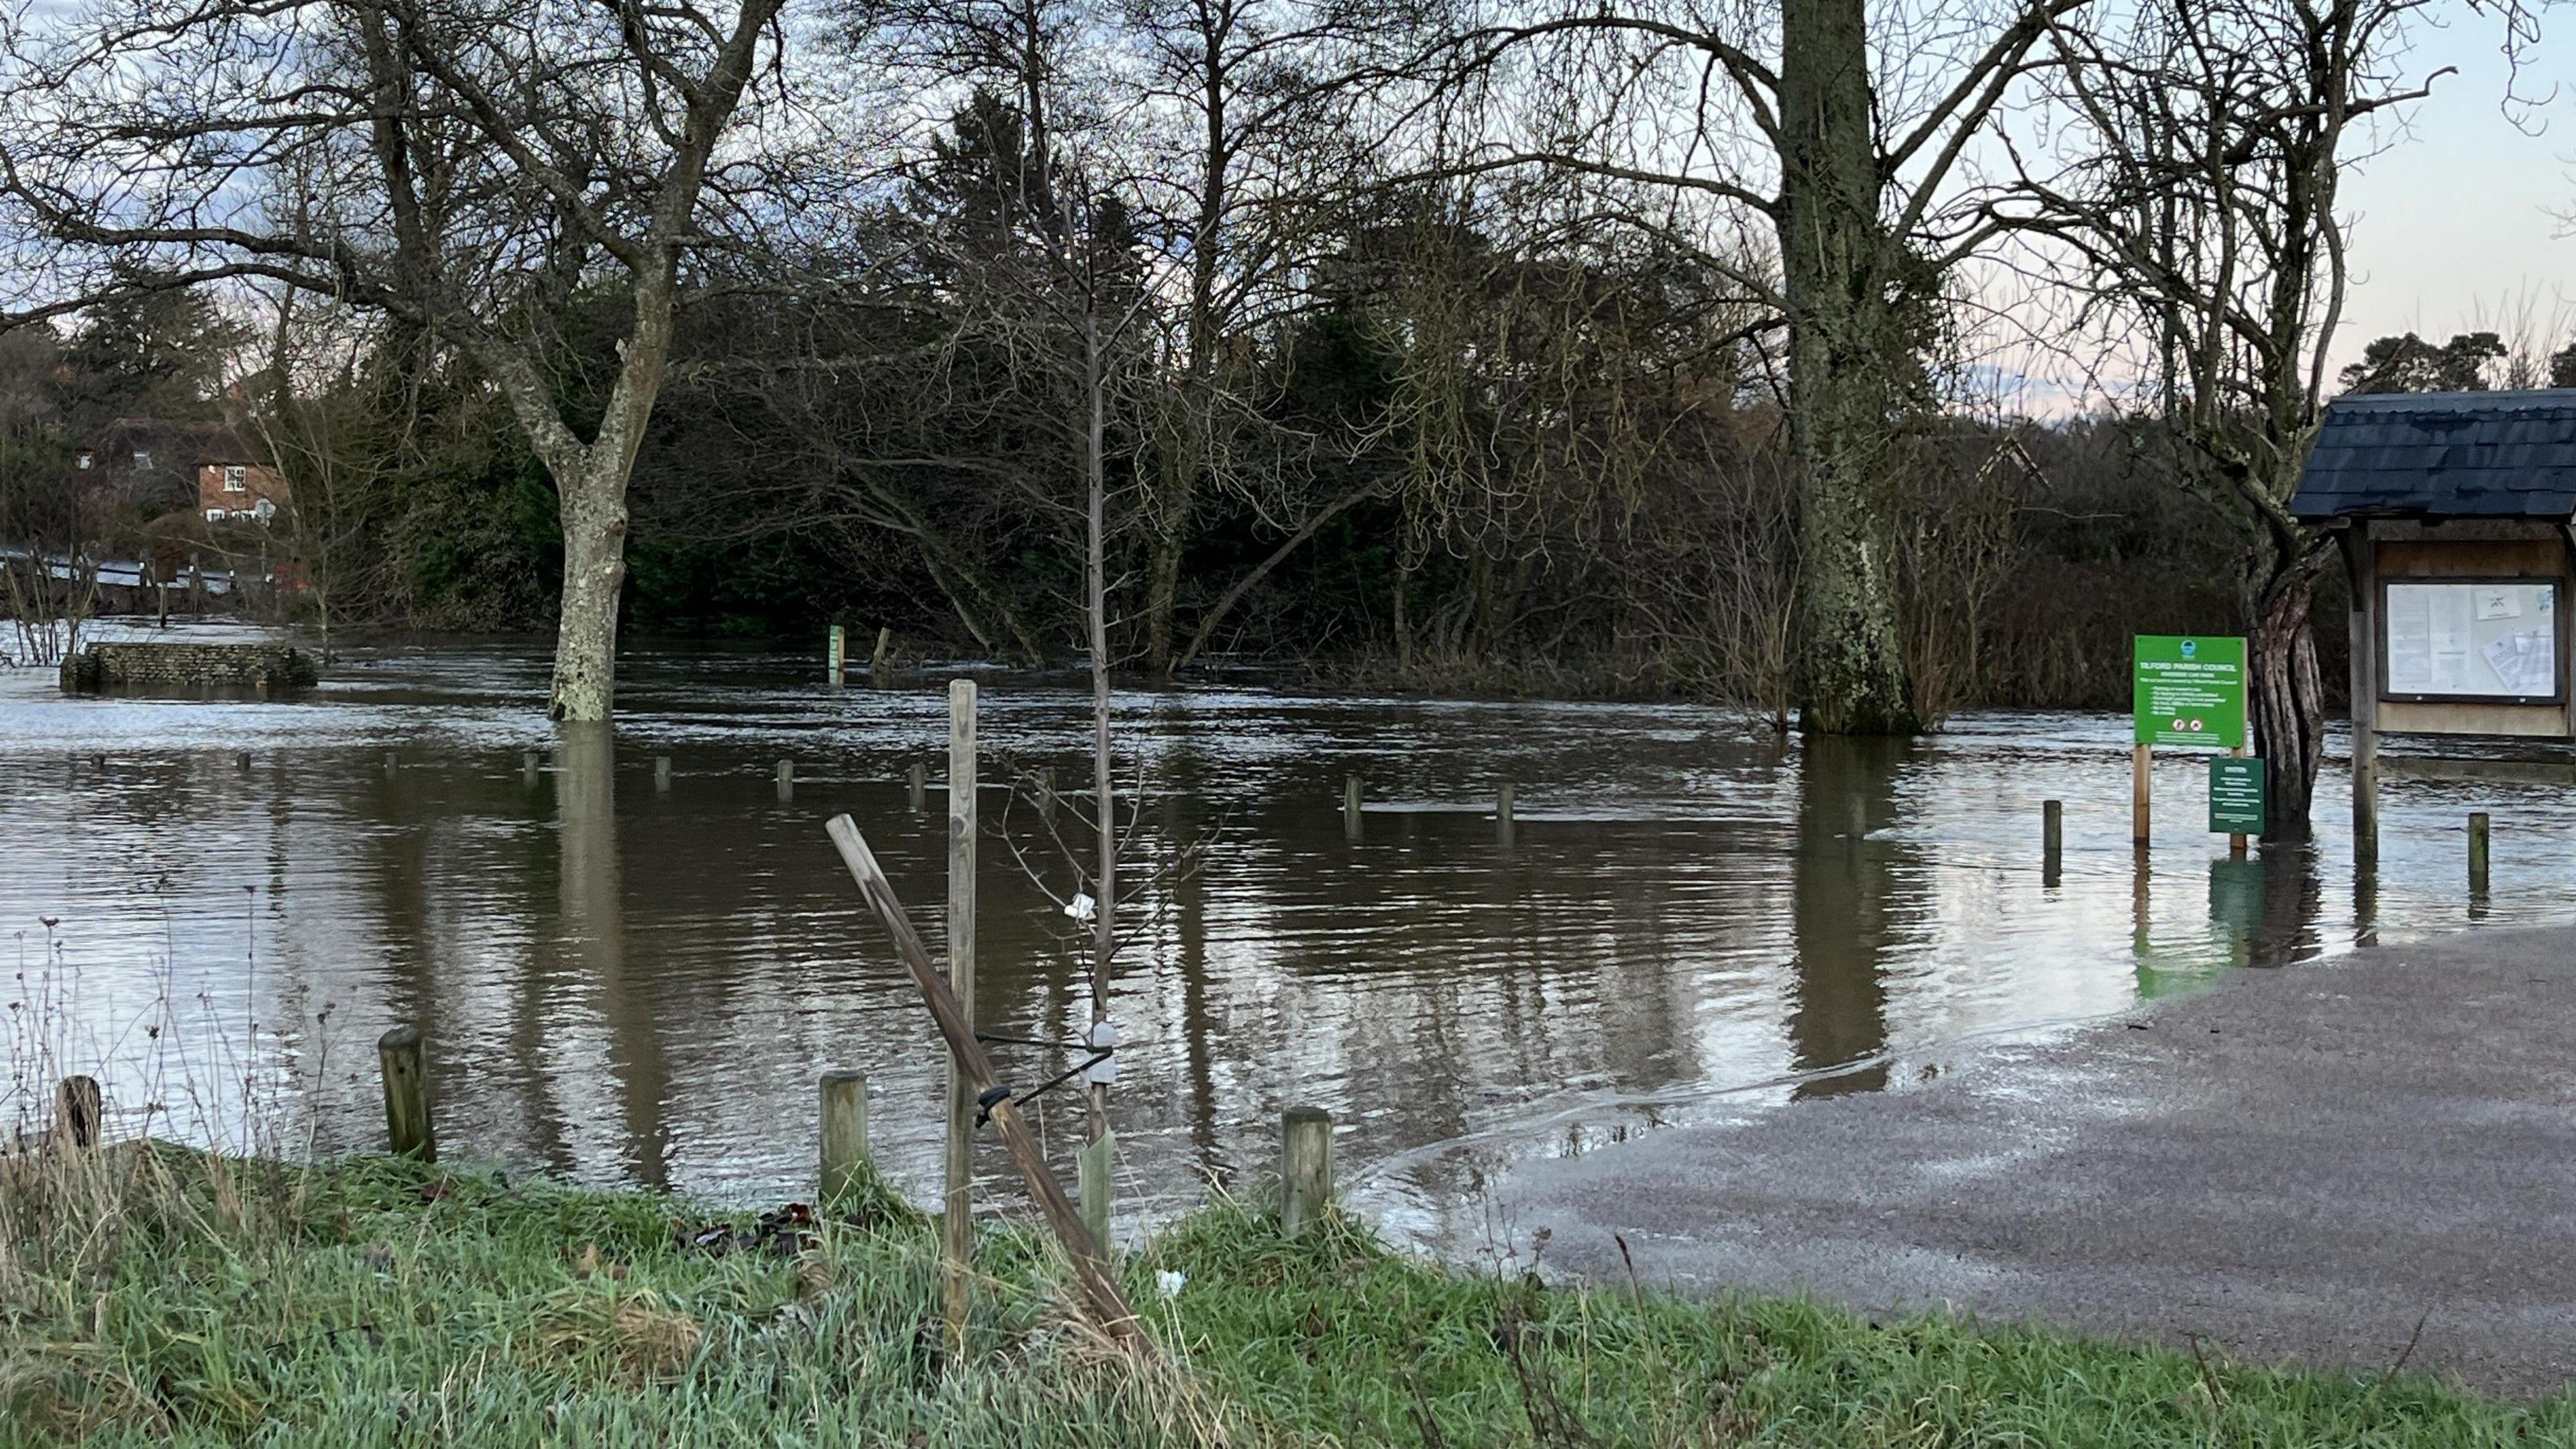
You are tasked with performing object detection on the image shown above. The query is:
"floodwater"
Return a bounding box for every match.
[5,625,2571,1244]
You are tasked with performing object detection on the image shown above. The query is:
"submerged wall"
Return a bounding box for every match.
[59,643,319,694]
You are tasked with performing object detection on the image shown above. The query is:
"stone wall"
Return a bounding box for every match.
[60,643,319,694]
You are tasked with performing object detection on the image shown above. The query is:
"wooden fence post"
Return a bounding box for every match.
[1282,1106,1332,1238]
[377,1027,435,1161]
[56,1075,101,1149]
[1344,775,1362,842]
[819,1070,869,1205]
[943,681,979,1353]
[653,756,672,792]
[2132,743,2152,846]
[776,759,794,799]
[2043,800,2063,887]
[1497,781,1515,843]
[522,750,541,787]
[2469,812,2491,896]
[828,625,847,688]
[909,760,928,813]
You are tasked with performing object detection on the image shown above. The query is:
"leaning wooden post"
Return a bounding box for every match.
[653,756,672,792]
[2042,800,2063,886]
[869,625,893,685]
[943,680,979,1354]
[822,816,1146,1352]
[827,625,847,688]
[377,1027,435,1161]
[1281,1106,1333,1238]
[2469,812,2491,896]
[2131,743,2152,847]
[909,760,928,813]
[56,1075,102,1150]
[1344,775,1363,842]
[818,1070,869,1206]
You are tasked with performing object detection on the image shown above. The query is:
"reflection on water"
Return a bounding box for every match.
[3,628,2570,1238]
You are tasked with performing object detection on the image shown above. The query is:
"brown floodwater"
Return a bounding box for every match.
[5,625,2569,1242]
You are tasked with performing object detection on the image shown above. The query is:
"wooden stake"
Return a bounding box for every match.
[1036,766,1057,824]
[383,750,398,775]
[56,1075,101,1149]
[1497,781,1515,843]
[522,750,541,786]
[2469,812,2491,896]
[235,751,250,771]
[653,756,672,792]
[377,1026,435,1161]
[2043,800,2063,887]
[869,625,893,684]
[909,760,928,813]
[1281,1106,1332,1238]
[822,814,1145,1351]
[1344,775,1362,842]
[1078,1128,1116,1254]
[776,759,794,799]
[2131,743,2151,846]
[943,680,979,1354]
[827,625,847,688]
[819,1070,869,1206]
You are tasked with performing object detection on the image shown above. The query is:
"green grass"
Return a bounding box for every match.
[3,1146,2567,1446]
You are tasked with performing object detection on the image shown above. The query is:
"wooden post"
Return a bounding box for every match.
[869,625,893,685]
[822,816,1146,1352]
[1036,766,1057,825]
[2469,812,2491,896]
[2042,800,2063,886]
[2347,523,2380,861]
[1847,795,1866,848]
[2132,743,2152,847]
[908,760,928,813]
[776,759,794,798]
[521,750,541,786]
[377,1026,435,1161]
[2228,745,2250,859]
[827,624,847,688]
[653,756,672,792]
[1497,781,1515,843]
[943,681,979,1353]
[818,1070,869,1206]
[235,751,250,771]
[1078,1128,1116,1254]
[1344,775,1362,842]
[1281,1106,1333,1238]
[383,750,398,775]
[56,1075,101,1149]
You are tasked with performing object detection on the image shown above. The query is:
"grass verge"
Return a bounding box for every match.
[3,1144,2567,1446]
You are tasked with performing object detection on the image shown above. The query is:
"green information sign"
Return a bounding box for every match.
[2134,635,2247,748]
[2208,757,2266,834]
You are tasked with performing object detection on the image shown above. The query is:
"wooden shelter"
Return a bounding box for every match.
[2291,389,2576,851]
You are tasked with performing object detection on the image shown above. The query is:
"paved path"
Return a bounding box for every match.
[1489,927,2576,1399]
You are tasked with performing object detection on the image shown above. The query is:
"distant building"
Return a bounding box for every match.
[70,417,288,525]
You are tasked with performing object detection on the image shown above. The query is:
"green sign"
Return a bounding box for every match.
[2134,635,2246,748]
[2208,756,2266,834]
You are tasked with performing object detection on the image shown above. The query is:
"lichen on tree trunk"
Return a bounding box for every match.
[2247,554,2326,837]
[1778,0,1919,737]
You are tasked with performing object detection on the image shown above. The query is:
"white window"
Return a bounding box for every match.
[223,465,247,492]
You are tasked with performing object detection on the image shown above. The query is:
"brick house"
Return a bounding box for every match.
[69,418,289,525]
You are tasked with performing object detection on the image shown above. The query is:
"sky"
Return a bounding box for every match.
[2332,11,2576,376]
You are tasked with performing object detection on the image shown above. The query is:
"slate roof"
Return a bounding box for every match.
[2291,390,2576,521]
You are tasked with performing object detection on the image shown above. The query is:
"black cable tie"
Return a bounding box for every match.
[974,1085,1012,1128]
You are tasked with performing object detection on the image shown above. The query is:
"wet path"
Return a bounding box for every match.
[3,625,2571,1234]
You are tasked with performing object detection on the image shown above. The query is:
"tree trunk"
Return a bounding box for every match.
[1779,0,1917,737]
[549,450,631,722]
[2248,555,2326,837]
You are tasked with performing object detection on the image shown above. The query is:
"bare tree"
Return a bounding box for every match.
[1415,0,2088,732]
[1995,0,2532,827]
[0,0,788,719]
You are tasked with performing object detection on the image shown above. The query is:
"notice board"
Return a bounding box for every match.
[2382,580,2559,701]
